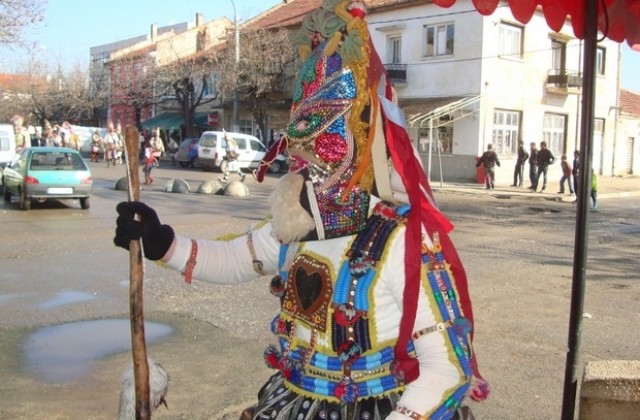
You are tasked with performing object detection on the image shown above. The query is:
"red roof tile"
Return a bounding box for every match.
[246,0,321,30]
[619,89,640,117]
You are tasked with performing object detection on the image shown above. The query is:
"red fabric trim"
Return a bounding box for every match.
[382,101,483,382]
[184,239,197,284]
[256,137,288,183]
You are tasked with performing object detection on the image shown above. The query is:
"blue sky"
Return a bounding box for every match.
[1,0,639,93]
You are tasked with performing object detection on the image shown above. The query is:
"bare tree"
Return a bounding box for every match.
[108,51,166,129]
[156,53,220,137]
[0,0,46,46]
[28,64,93,126]
[217,27,296,137]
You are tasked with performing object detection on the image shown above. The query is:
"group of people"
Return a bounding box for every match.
[89,122,125,166]
[11,116,84,152]
[477,140,598,210]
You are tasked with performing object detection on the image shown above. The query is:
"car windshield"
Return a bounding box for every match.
[200,134,217,147]
[29,152,88,171]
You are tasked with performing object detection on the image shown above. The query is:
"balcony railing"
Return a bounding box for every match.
[546,69,582,94]
[384,63,407,85]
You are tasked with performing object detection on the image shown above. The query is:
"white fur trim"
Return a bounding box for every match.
[269,173,316,243]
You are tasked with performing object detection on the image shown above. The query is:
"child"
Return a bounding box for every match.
[558,155,574,194]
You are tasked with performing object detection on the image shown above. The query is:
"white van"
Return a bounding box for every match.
[0,124,17,168]
[196,131,287,173]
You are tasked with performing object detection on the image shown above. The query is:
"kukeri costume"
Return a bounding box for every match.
[115,1,488,418]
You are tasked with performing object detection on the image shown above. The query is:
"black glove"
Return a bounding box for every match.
[114,201,175,261]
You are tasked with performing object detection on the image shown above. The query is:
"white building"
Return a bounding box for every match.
[367,0,622,183]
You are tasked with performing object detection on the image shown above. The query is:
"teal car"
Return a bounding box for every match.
[2,147,93,211]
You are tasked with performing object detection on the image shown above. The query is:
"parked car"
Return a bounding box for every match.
[2,147,93,211]
[174,137,200,168]
[0,123,16,169]
[195,131,287,173]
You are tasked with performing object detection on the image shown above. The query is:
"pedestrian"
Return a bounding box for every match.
[532,141,555,192]
[511,140,529,187]
[142,139,156,185]
[476,143,500,189]
[11,115,31,152]
[590,169,598,211]
[90,129,102,162]
[527,142,538,190]
[113,3,488,418]
[104,122,119,168]
[220,131,245,183]
[572,150,580,195]
[558,155,574,194]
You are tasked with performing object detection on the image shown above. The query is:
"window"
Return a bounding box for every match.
[499,22,523,58]
[424,23,454,57]
[542,113,566,156]
[387,35,402,64]
[203,73,218,97]
[250,139,266,152]
[596,47,606,75]
[551,40,565,71]
[492,110,521,155]
[419,125,453,154]
[239,119,252,134]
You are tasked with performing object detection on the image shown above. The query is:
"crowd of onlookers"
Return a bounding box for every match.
[10,115,171,169]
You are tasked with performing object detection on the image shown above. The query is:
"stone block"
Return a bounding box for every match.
[578,360,640,420]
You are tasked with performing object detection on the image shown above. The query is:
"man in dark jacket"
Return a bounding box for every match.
[527,142,538,190]
[476,144,501,189]
[532,141,556,192]
[511,140,529,187]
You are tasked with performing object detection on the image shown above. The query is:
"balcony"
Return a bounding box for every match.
[384,63,407,86]
[546,69,583,95]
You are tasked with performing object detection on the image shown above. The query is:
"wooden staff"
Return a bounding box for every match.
[124,126,151,419]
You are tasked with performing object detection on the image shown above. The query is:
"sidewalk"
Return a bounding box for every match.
[430,175,640,201]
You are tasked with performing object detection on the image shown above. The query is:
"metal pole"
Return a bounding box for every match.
[230,0,240,132]
[561,0,597,418]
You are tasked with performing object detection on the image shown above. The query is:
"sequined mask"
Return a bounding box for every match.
[282,41,370,240]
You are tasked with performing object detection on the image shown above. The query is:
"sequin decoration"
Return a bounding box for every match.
[316,133,347,162]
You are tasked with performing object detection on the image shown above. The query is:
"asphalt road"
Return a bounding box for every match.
[0,160,638,419]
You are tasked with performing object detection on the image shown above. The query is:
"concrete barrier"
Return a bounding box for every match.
[578,360,640,420]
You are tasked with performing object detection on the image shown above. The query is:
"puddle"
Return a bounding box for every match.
[23,319,172,384]
[36,290,95,309]
[0,293,22,305]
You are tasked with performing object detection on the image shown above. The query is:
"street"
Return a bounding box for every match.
[0,160,639,419]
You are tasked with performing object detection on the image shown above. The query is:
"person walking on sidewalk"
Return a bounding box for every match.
[558,155,574,195]
[590,169,598,211]
[572,150,580,195]
[532,141,555,192]
[511,140,529,187]
[527,142,539,190]
[476,144,501,189]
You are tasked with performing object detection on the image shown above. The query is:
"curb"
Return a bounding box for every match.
[431,186,640,201]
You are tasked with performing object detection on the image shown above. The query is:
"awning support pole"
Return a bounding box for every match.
[561,0,597,418]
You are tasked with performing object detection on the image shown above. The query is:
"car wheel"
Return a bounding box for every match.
[178,161,188,168]
[268,160,282,174]
[80,197,90,210]
[19,188,30,211]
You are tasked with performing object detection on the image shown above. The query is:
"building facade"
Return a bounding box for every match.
[368,0,622,182]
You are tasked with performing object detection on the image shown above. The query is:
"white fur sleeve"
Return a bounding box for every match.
[164,223,281,284]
